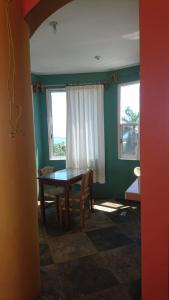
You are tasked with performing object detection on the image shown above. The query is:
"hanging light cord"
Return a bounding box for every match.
[5,0,23,139]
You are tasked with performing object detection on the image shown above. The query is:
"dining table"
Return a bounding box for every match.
[38,168,88,228]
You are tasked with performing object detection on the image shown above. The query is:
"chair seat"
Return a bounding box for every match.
[60,190,81,205]
[44,187,64,198]
[60,190,90,210]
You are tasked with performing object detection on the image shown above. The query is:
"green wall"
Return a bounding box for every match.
[32,74,43,173]
[32,65,140,199]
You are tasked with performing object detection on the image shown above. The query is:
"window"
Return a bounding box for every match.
[118,81,140,160]
[46,89,66,160]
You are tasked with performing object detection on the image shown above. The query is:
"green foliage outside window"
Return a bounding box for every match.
[122,106,139,124]
[53,142,66,157]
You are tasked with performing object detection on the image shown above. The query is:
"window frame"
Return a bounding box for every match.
[117,80,140,161]
[46,88,66,161]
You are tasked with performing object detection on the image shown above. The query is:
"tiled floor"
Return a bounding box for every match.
[37,199,141,300]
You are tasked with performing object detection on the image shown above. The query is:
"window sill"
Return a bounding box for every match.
[49,156,66,161]
[118,157,139,161]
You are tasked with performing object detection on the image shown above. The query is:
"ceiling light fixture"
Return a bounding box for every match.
[49,21,58,34]
[94,55,101,61]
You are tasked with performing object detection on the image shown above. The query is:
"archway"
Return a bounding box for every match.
[24,1,169,300]
[25,0,73,35]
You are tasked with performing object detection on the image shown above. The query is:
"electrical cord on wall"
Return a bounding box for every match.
[5,0,23,139]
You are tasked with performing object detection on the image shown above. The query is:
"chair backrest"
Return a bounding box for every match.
[39,166,55,176]
[80,170,93,206]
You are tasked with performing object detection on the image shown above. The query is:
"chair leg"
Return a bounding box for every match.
[90,198,94,212]
[80,210,84,231]
[55,196,60,223]
[59,206,67,226]
[59,208,63,225]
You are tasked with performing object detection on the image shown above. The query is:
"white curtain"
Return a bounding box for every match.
[66,84,105,183]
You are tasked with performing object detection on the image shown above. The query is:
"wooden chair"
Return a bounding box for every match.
[59,170,93,230]
[39,166,64,223]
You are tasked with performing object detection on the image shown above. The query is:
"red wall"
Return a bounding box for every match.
[140,0,169,299]
[23,0,169,299]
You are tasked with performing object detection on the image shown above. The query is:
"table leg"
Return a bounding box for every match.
[64,183,70,228]
[39,183,46,224]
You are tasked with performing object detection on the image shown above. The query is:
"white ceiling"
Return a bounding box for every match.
[30,0,139,75]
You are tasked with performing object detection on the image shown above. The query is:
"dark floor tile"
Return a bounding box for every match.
[48,232,97,263]
[56,254,119,299]
[40,243,54,266]
[94,244,141,284]
[73,284,132,300]
[84,211,114,231]
[38,264,66,299]
[45,221,69,237]
[117,220,141,242]
[86,226,133,251]
[39,256,119,300]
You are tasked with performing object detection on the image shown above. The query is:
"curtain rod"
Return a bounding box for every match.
[32,80,110,93]
[44,81,108,88]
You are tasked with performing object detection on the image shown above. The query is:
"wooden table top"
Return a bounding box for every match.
[38,168,87,183]
[125,178,140,201]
